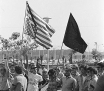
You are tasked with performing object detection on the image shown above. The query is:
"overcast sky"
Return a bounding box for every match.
[0,0,104,52]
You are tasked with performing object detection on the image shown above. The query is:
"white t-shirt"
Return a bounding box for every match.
[0,71,10,90]
[41,84,49,91]
[27,72,43,91]
[83,76,86,83]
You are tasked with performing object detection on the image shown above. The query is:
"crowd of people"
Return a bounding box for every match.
[0,58,104,91]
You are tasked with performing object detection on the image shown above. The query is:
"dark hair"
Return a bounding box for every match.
[87,67,98,74]
[31,66,37,69]
[15,66,22,74]
[1,67,6,76]
[79,64,87,71]
[54,67,60,71]
[48,69,56,77]
[97,63,104,68]
[2,67,6,73]
[90,84,94,89]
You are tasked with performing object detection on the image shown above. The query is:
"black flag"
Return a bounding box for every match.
[63,13,87,54]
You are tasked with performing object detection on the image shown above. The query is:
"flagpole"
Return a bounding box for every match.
[47,49,49,71]
[22,2,27,45]
[21,1,27,67]
[43,17,51,70]
[38,46,40,59]
[53,48,56,60]
[43,47,44,58]
[31,48,33,62]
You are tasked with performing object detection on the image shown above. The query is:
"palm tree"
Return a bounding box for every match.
[9,32,20,62]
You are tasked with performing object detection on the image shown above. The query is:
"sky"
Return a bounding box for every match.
[0,0,104,52]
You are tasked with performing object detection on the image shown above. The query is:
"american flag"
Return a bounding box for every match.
[24,1,55,49]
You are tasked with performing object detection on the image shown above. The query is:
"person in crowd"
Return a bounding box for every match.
[41,66,47,71]
[71,64,80,79]
[10,66,27,91]
[94,73,104,91]
[10,64,16,77]
[21,64,43,91]
[0,58,13,91]
[0,67,10,91]
[87,67,98,91]
[24,71,28,91]
[96,62,104,77]
[55,67,64,80]
[77,64,88,91]
[38,66,47,76]
[47,68,58,91]
[71,64,80,91]
[39,69,49,91]
[61,66,77,91]
[53,67,64,90]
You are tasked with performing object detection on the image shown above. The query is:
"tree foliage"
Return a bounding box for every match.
[91,48,102,60]
[9,32,20,40]
[0,32,38,67]
[0,38,10,50]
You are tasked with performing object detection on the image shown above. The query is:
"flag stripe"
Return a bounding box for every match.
[25,17,51,41]
[29,7,55,36]
[33,18,54,37]
[36,36,52,47]
[36,41,50,49]
[24,2,54,49]
[26,10,53,36]
[26,10,53,38]
[36,30,51,42]
[35,39,51,49]
[33,15,54,37]
[36,26,49,36]
[24,18,35,38]
[30,22,51,42]
[36,35,51,46]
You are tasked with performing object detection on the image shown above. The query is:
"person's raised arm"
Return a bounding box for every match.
[18,61,28,75]
[4,57,11,77]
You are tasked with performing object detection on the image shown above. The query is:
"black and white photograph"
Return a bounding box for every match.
[0,0,104,91]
